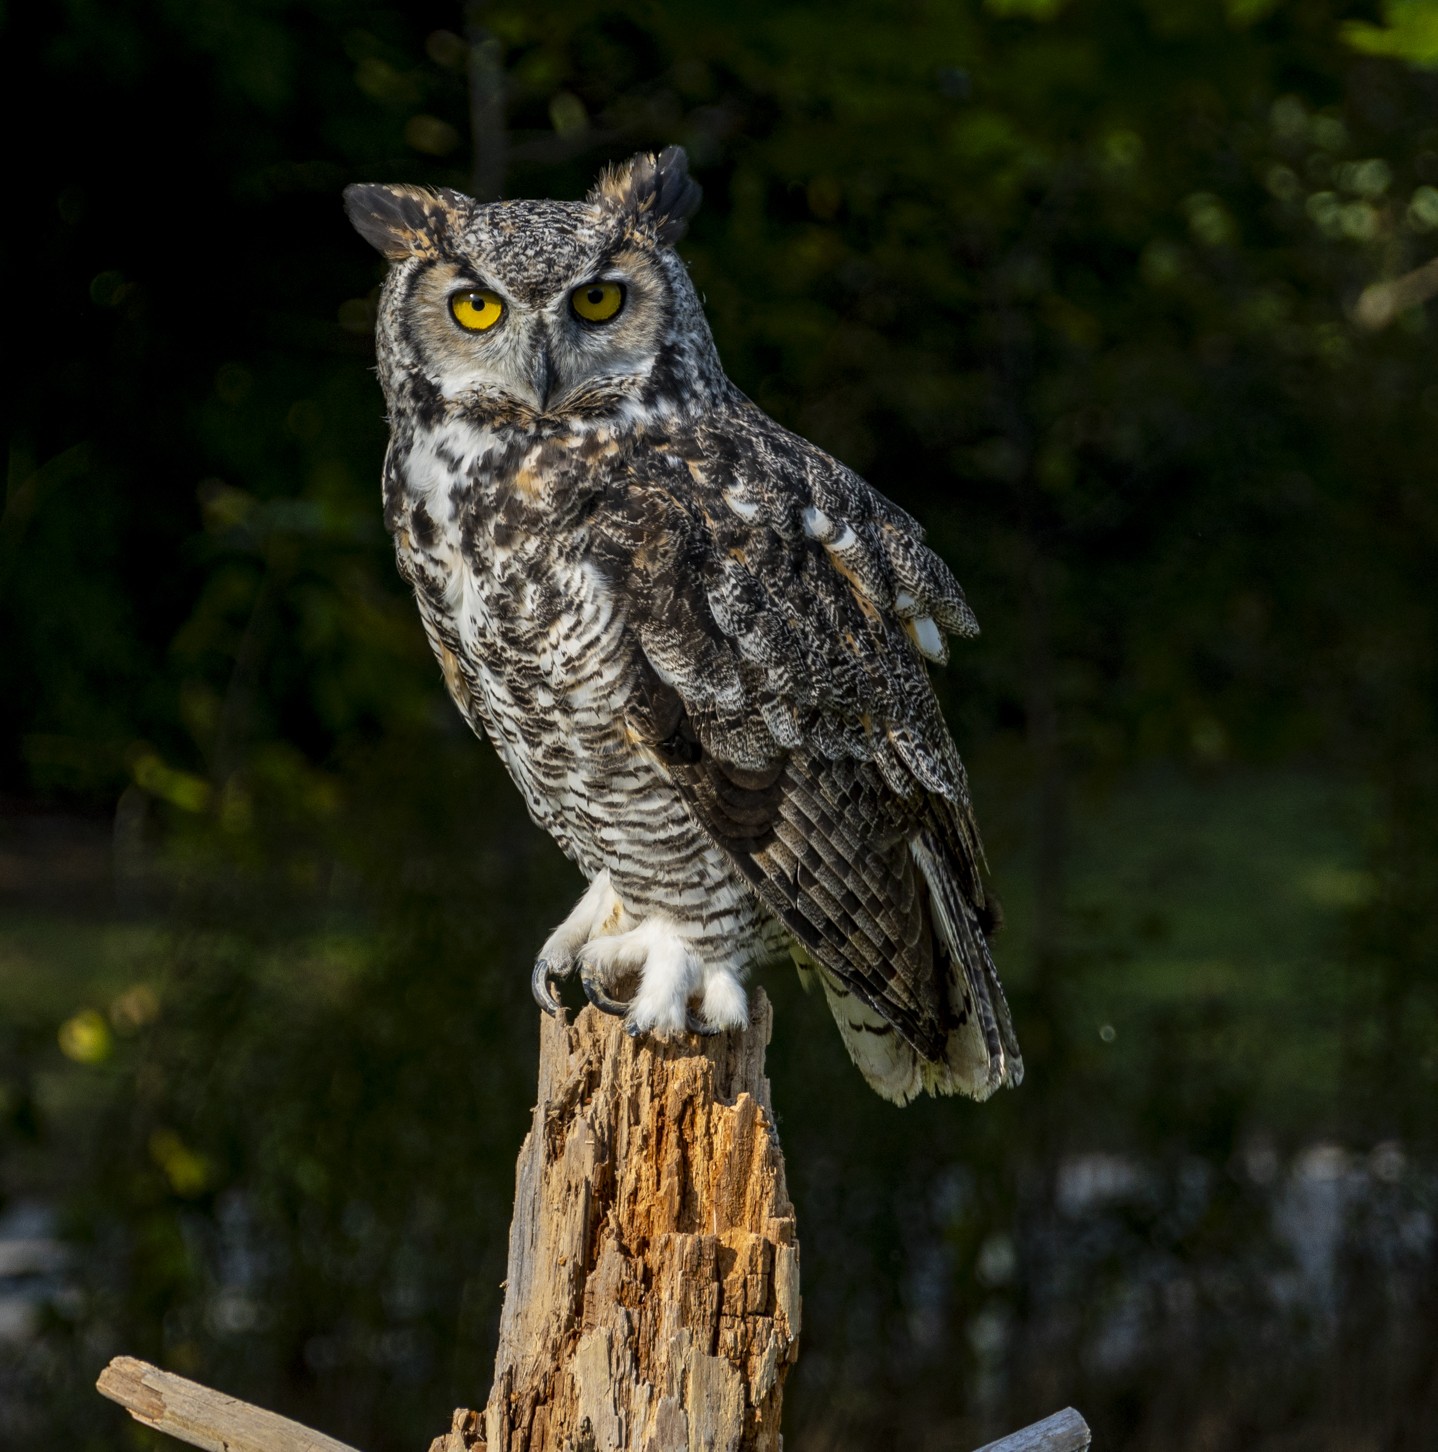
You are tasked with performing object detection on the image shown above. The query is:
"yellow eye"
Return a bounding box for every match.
[571,280,625,324]
[450,289,504,331]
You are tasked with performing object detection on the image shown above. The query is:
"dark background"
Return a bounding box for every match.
[2,1,1437,1448]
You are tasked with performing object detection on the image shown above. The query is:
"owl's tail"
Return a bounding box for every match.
[909,832,1023,1101]
[794,832,1023,1106]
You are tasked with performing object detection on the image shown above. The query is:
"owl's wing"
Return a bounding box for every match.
[587,405,1021,1103]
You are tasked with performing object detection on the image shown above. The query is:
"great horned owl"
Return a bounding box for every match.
[344,148,1021,1104]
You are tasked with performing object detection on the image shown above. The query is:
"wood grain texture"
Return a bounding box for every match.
[428,1407,485,1452]
[96,1356,362,1452]
[481,990,800,1452]
[973,1406,1092,1452]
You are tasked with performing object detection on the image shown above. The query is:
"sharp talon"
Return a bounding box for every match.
[686,1012,721,1037]
[531,958,565,1017]
[580,960,630,1018]
[624,1020,643,1039]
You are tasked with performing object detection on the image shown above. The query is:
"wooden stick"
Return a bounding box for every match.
[96,1356,364,1452]
[974,1405,1092,1452]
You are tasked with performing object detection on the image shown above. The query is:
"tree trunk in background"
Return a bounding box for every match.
[464,2,507,201]
[465,990,800,1452]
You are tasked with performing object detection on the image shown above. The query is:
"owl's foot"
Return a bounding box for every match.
[696,963,750,1034]
[531,957,568,1019]
[577,918,696,1034]
[579,957,631,1018]
[575,916,749,1038]
[532,871,631,1018]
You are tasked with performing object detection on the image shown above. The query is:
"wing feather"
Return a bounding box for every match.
[589,404,1021,1100]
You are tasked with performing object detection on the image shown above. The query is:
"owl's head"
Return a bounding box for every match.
[345,147,722,426]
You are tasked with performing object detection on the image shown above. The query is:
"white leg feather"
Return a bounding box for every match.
[537,870,627,968]
[698,961,750,1031]
[548,892,752,1037]
[532,871,635,1016]
[579,916,699,1034]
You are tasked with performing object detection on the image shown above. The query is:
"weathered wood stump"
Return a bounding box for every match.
[475,988,800,1452]
[97,984,1090,1452]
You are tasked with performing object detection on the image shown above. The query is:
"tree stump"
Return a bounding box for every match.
[97,988,1092,1452]
[476,988,800,1452]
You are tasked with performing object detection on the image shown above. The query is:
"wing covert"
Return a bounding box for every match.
[586,406,1001,1065]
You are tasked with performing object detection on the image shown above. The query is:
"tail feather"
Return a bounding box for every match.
[910,831,1023,1100]
[790,829,1023,1107]
[790,830,1022,1109]
[793,945,933,1105]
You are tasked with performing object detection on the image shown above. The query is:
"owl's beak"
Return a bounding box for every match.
[531,338,557,412]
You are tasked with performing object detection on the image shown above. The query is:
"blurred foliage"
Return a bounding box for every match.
[2,0,1438,1449]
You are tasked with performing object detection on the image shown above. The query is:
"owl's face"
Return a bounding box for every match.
[397,200,672,416]
[346,149,718,425]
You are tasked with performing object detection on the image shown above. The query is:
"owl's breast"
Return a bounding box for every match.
[390,420,650,867]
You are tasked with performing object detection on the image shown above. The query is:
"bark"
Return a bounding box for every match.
[478,990,800,1452]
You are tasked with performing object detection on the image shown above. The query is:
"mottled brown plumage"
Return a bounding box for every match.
[344,147,1021,1102]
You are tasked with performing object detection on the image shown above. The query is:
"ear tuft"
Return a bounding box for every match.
[343,183,466,260]
[588,146,701,246]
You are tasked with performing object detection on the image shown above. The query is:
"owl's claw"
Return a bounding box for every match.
[624,1011,719,1038]
[580,959,631,1018]
[531,957,569,1018]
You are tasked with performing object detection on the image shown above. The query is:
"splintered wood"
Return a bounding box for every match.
[480,990,800,1452]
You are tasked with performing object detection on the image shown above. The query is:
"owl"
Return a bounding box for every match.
[344,147,1021,1104]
